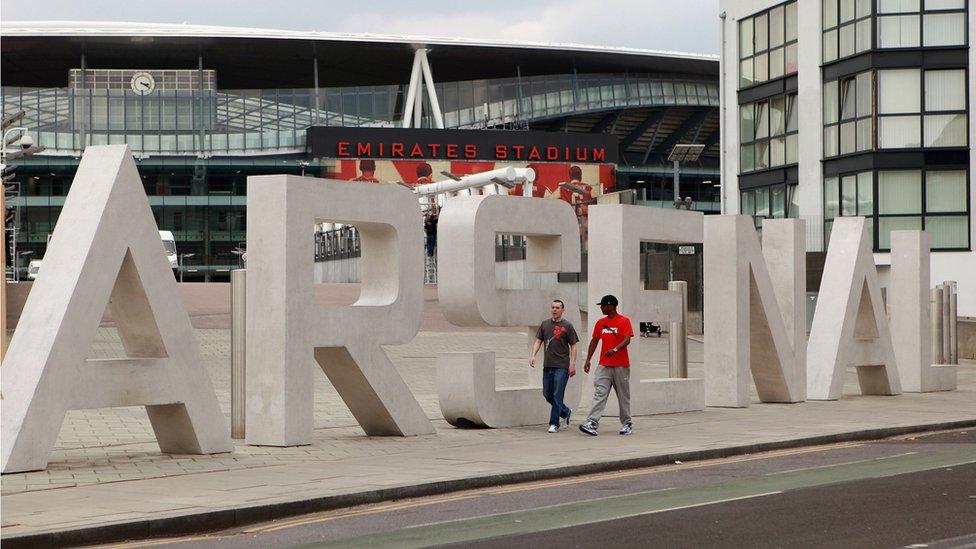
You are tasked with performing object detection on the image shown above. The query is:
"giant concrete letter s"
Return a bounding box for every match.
[436,195,583,427]
[245,176,433,446]
[586,205,704,416]
[1,145,231,473]
[807,217,901,400]
[704,216,806,407]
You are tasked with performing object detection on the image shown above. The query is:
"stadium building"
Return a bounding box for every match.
[2,22,720,282]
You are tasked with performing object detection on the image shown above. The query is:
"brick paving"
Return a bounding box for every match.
[1,292,974,540]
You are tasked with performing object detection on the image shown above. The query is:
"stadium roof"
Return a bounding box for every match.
[1,21,719,88]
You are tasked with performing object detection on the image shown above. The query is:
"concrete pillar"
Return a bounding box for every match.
[668,280,688,378]
[940,283,951,364]
[932,287,945,365]
[949,281,958,364]
[230,269,246,439]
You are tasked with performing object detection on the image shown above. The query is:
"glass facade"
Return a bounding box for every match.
[823,71,874,156]
[823,67,968,157]
[2,73,718,155]
[3,71,719,280]
[739,1,799,88]
[8,156,318,279]
[824,169,970,250]
[739,92,799,173]
[740,183,799,227]
[823,0,968,62]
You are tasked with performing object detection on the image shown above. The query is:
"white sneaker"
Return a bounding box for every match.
[547,424,558,433]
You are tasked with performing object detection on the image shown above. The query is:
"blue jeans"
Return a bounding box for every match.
[542,367,571,427]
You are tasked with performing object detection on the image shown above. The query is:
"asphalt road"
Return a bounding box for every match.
[96,429,976,549]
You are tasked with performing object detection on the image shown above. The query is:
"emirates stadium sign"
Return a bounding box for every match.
[307,127,619,164]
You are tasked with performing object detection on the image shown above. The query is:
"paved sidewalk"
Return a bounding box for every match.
[1,327,974,546]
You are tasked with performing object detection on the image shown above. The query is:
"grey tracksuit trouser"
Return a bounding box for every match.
[586,364,631,426]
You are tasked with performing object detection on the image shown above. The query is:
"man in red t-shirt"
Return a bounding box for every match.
[579,294,634,436]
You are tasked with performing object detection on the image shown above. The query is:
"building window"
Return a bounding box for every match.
[923,69,968,146]
[877,67,969,149]
[825,67,968,156]
[739,1,798,88]
[878,68,922,148]
[823,0,873,63]
[741,183,797,228]
[824,169,970,250]
[823,71,873,157]
[877,0,967,48]
[740,92,798,173]
[824,171,874,244]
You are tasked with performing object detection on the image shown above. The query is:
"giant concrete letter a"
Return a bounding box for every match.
[245,176,433,446]
[1,145,231,473]
[807,217,901,400]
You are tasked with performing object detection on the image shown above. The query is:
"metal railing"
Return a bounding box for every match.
[314,226,361,262]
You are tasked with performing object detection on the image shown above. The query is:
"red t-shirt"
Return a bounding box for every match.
[592,314,634,367]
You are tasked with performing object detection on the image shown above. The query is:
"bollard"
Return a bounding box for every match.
[939,283,951,365]
[231,269,246,439]
[948,281,958,365]
[668,280,688,378]
[931,287,944,365]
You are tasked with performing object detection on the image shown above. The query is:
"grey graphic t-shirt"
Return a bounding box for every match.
[536,318,580,369]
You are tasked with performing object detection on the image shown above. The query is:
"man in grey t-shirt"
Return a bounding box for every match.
[529,300,579,432]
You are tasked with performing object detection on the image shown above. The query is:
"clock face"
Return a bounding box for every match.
[130,72,156,94]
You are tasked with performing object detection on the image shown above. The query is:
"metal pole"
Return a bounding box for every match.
[1,188,6,361]
[401,50,423,128]
[668,280,688,378]
[231,269,246,439]
[313,56,321,125]
[948,281,958,365]
[931,287,944,364]
[673,160,680,202]
[419,52,444,129]
[939,283,951,364]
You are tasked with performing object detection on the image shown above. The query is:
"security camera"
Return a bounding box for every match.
[19,134,33,149]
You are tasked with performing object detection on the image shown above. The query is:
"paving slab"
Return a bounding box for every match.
[1,327,974,547]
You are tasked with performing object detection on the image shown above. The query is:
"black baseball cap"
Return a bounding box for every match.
[596,295,619,307]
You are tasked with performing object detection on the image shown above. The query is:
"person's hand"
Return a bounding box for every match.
[529,356,536,368]
[604,348,616,358]
[583,361,591,374]
[569,365,577,377]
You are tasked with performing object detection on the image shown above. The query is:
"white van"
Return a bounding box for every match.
[159,231,178,270]
[27,259,42,280]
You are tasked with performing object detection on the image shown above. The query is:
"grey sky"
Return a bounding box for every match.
[0,0,721,55]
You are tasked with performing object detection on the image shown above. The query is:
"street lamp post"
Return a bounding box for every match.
[16,250,33,282]
[178,253,196,283]
[668,143,705,207]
